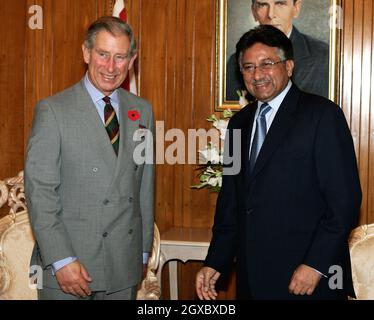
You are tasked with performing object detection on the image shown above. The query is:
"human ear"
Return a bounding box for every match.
[82,44,91,64]
[293,0,302,19]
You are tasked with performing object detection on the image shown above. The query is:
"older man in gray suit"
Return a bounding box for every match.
[25,16,154,300]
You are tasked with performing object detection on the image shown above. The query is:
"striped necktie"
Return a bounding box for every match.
[103,96,120,156]
[249,102,272,172]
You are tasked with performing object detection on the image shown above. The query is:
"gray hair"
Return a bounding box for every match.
[84,16,137,57]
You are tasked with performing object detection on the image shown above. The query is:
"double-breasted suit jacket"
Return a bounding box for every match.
[25,79,154,293]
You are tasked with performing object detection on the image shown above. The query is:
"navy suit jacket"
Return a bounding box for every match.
[205,84,362,299]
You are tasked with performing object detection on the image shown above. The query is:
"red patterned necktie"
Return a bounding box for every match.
[103,96,120,156]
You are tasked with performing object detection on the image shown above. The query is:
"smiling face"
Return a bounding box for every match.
[252,0,301,36]
[82,30,137,96]
[241,42,294,102]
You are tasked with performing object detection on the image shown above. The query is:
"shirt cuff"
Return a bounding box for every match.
[51,256,77,276]
[312,267,328,278]
[143,252,149,264]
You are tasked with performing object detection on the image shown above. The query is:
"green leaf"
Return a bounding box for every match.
[222,109,233,119]
[207,114,218,122]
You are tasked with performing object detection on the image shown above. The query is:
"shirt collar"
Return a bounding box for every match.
[286,26,293,38]
[258,80,292,112]
[84,72,120,106]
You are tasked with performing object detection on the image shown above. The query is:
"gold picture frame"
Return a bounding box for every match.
[215,0,343,110]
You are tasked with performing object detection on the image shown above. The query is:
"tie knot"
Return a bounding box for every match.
[103,96,111,104]
[259,103,272,117]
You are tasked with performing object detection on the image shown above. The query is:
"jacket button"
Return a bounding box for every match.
[103,199,109,205]
[134,165,138,171]
[246,209,254,215]
[128,197,133,203]
[128,229,133,235]
[103,232,108,238]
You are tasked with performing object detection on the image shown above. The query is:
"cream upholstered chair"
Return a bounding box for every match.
[0,171,160,300]
[136,223,161,300]
[348,223,374,300]
[0,171,37,300]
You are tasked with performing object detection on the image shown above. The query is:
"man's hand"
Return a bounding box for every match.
[55,260,93,298]
[288,264,322,296]
[195,267,221,300]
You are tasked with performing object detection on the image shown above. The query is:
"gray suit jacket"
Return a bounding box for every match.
[25,79,155,293]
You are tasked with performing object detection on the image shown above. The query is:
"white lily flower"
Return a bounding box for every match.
[198,148,210,163]
[207,177,220,187]
[208,147,220,164]
[239,96,249,107]
[205,166,216,174]
[199,147,220,164]
[237,90,249,107]
[213,119,228,130]
[213,119,229,140]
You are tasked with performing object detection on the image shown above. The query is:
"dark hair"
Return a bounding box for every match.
[235,25,294,67]
[84,16,137,57]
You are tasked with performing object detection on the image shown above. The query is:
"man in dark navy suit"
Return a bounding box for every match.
[226,0,329,101]
[196,25,361,300]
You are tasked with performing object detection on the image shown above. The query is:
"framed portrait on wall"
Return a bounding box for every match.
[216,0,342,110]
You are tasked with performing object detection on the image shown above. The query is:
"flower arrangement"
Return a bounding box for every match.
[191,109,232,192]
[191,90,248,192]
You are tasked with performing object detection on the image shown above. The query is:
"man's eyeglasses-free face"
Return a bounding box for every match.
[241,59,287,74]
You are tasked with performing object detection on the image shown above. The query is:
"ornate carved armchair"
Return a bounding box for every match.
[0,171,160,300]
[0,172,36,300]
[349,223,374,300]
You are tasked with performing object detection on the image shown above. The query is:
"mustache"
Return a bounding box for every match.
[252,78,271,86]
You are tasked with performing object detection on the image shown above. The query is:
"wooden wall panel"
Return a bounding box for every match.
[134,0,218,234]
[24,0,111,145]
[340,0,374,225]
[138,0,175,232]
[0,0,27,179]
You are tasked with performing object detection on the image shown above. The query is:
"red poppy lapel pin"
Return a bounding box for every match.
[128,110,140,121]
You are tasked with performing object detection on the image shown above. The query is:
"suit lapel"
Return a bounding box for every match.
[250,85,301,178]
[239,103,257,179]
[111,90,136,183]
[75,81,117,171]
